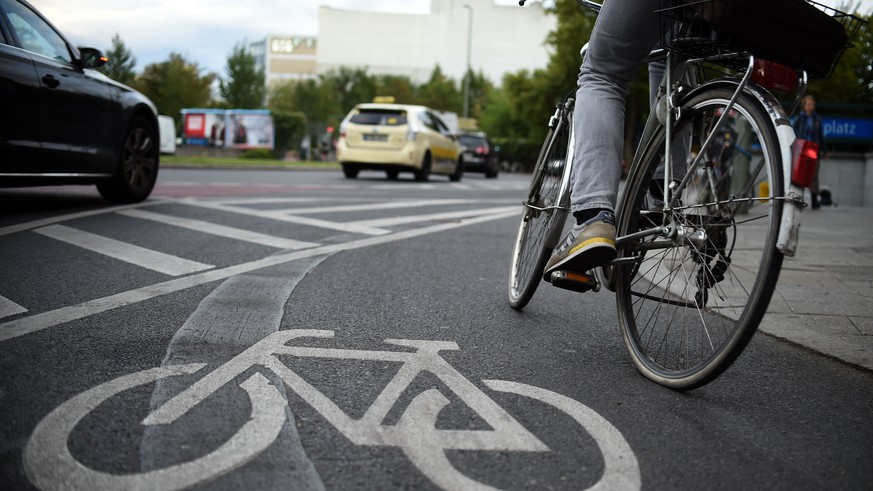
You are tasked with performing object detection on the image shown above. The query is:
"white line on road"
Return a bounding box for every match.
[0,210,518,343]
[0,295,27,320]
[117,209,319,250]
[0,200,164,237]
[34,224,214,276]
[268,199,477,215]
[357,206,518,228]
[207,197,322,206]
[177,199,392,236]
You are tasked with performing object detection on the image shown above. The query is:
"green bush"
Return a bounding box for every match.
[240,148,275,160]
[272,111,308,159]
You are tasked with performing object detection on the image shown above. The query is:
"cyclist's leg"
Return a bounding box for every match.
[546,1,662,277]
[570,0,661,216]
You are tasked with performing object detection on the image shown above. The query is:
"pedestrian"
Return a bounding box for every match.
[791,95,828,209]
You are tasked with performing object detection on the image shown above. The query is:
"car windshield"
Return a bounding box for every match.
[350,110,407,126]
[459,135,487,147]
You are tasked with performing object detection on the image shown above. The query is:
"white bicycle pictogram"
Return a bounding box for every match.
[25,329,640,490]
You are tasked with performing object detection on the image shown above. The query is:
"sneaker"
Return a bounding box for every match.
[544,210,617,279]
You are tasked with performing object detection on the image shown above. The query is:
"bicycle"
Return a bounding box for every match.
[508,0,864,390]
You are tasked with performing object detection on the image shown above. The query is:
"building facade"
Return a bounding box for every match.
[253,0,555,87]
[251,35,318,87]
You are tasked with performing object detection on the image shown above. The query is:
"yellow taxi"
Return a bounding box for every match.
[336,103,464,181]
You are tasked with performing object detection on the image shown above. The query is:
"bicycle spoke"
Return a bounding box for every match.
[615,89,784,388]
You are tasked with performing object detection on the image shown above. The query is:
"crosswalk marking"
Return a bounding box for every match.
[177,200,392,236]
[34,225,214,276]
[356,206,518,228]
[117,209,319,250]
[268,199,477,215]
[0,295,26,320]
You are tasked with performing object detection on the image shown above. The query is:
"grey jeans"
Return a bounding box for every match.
[570,0,662,213]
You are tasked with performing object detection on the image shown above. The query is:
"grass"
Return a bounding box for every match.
[160,154,341,170]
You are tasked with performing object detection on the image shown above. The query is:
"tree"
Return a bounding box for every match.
[417,65,462,113]
[134,53,215,122]
[325,66,378,116]
[463,69,495,121]
[374,74,417,104]
[219,42,266,109]
[99,33,137,85]
[806,11,873,105]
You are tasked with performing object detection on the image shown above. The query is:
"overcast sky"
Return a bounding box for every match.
[34,0,873,79]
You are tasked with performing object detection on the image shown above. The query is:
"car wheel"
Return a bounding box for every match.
[386,169,399,180]
[97,116,159,204]
[449,158,464,182]
[342,163,359,178]
[414,154,431,182]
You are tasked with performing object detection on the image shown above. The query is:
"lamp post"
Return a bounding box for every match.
[462,3,473,119]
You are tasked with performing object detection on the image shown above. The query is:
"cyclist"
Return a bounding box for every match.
[544,0,664,278]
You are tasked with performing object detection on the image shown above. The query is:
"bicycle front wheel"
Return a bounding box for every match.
[508,115,571,310]
[614,87,785,389]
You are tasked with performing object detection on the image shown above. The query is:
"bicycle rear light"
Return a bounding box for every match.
[791,139,819,188]
[751,60,799,93]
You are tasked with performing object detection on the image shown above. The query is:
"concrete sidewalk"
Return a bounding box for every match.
[757,206,873,371]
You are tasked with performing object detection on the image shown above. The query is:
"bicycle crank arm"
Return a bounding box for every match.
[615,226,669,246]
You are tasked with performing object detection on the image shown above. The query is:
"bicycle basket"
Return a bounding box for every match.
[657,0,866,78]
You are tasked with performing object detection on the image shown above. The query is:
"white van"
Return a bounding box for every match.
[158,115,177,154]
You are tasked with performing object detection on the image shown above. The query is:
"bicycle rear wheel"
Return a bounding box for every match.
[508,113,571,310]
[614,87,784,389]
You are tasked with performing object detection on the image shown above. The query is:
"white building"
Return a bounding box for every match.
[252,1,555,87]
[317,0,555,84]
[251,35,319,87]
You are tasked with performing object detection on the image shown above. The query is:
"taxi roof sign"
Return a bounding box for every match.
[373,96,396,103]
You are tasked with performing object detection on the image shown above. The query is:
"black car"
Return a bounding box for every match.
[0,0,160,203]
[458,132,499,178]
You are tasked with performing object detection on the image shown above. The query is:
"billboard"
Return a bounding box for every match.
[181,109,274,150]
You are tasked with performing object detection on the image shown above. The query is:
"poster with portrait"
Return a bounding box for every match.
[224,112,274,150]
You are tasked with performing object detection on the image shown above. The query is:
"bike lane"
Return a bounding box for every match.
[4,202,873,489]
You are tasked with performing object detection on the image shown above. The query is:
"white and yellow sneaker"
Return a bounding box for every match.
[544,210,617,280]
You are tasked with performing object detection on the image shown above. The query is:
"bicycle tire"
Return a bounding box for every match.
[614,87,784,390]
[508,113,571,310]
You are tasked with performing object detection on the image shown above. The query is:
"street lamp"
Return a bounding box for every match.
[462,3,473,119]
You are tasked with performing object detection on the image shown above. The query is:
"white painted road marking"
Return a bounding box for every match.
[0,295,27,320]
[177,199,392,236]
[34,224,214,276]
[0,200,163,237]
[266,199,478,215]
[117,209,319,250]
[24,366,288,491]
[141,257,327,490]
[357,206,518,228]
[0,210,518,342]
[25,330,640,490]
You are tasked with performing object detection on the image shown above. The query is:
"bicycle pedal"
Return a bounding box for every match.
[548,270,598,293]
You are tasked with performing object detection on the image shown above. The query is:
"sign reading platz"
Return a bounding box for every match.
[822,118,873,141]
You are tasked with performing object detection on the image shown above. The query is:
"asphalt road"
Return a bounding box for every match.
[1,168,871,490]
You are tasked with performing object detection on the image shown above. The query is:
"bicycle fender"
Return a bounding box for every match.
[683,79,801,257]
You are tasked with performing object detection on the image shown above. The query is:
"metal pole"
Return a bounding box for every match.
[463,4,473,119]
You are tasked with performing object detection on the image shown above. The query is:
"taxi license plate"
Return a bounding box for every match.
[363,134,388,142]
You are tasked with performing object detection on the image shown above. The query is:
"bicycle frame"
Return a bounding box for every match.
[548,44,805,262]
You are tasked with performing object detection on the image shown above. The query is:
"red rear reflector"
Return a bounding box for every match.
[751,60,798,93]
[791,139,819,188]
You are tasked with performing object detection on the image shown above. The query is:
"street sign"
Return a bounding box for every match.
[822,118,873,141]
